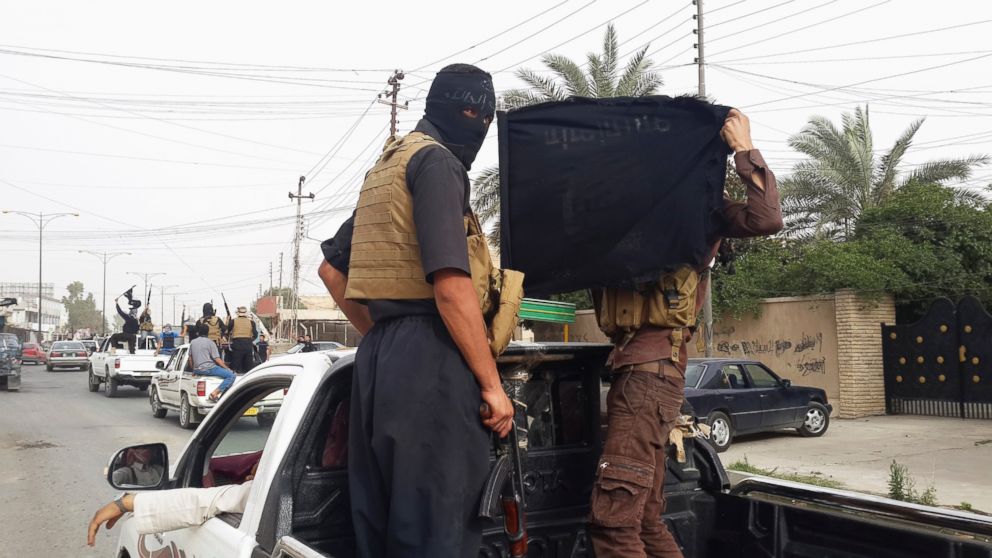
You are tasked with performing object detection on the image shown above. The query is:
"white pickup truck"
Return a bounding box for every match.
[103,343,992,558]
[149,344,353,429]
[88,336,169,397]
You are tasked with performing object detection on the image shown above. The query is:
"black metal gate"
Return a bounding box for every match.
[882,296,992,418]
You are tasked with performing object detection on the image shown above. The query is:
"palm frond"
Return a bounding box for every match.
[501,88,552,109]
[599,23,619,94]
[901,155,989,187]
[470,165,502,224]
[586,53,612,98]
[876,117,924,201]
[513,68,566,101]
[541,54,591,97]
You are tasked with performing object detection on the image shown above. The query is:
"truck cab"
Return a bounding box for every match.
[108,343,992,558]
[89,336,168,397]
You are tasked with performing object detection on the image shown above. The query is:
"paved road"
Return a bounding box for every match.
[724,415,992,512]
[0,364,193,556]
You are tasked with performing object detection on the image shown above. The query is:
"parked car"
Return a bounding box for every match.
[105,343,992,558]
[46,340,90,371]
[80,339,98,355]
[20,342,45,364]
[0,333,21,391]
[276,340,345,356]
[684,358,832,452]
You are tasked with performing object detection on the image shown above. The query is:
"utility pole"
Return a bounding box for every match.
[159,285,178,326]
[377,70,408,138]
[278,252,284,295]
[269,261,273,294]
[3,210,78,342]
[694,0,713,357]
[79,250,131,336]
[288,176,314,340]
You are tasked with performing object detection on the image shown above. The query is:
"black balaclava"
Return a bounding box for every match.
[424,64,495,171]
[203,303,214,317]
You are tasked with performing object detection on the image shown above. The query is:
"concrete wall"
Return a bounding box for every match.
[527,292,893,419]
[688,295,841,415]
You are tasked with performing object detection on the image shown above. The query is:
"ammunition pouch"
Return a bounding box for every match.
[467,213,525,357]
[596,266,701,338]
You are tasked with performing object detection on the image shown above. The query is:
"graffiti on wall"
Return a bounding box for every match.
[714,330,828,377]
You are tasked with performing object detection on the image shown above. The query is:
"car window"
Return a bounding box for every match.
[53,342,84,349]
[722,364,748,389]
[164,349,181,371]
[745,364,780,388]
[684,364,704,388]
[699,368,726,390]
[205,383,290,486]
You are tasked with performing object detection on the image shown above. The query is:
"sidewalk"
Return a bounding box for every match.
[722,415,992,512]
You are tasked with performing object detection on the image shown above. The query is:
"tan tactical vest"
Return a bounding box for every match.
[201,316,223,343]
[345,131,525,357]
[596,266,702,338]
[230,316,252,339]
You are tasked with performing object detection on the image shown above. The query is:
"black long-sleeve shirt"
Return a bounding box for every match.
[116,303,139,335]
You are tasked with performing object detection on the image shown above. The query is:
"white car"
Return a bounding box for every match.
[149,343,354,429]
[88,336,168,397]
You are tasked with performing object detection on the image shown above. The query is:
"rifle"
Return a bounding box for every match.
[478,368,530,558]
[221,293,232,319]
[180,306,187,336]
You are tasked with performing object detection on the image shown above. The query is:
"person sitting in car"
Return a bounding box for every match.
[190,323,235,402]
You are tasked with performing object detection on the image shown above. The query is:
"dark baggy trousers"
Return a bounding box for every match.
[109,332,136,354]
[589,361,686,558]
[349,315,490,558]
[229,338,254,373]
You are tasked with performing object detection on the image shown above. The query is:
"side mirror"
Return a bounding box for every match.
[155,361,166,370]
[106,443,168,490]
[781,379,792,389]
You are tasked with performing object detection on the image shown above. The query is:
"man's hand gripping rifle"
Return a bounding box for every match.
[479,365,530,558]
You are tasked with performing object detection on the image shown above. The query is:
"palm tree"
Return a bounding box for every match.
[781,106,988,239]
[472,24,663,246]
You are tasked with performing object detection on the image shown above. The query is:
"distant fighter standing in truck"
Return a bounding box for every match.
[589,110,783,558]
[197,303,226,349]
[227,306,257,373]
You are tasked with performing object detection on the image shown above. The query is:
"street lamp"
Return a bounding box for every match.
[2,210,78,342]
[78,250,131,336]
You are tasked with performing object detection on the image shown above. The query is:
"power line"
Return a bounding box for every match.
[710,18,992,63]
[0,142,296,171]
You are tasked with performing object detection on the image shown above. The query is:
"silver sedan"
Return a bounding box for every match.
[46,341,90,371]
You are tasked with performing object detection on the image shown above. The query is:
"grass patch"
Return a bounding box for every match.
[727,456,845,489]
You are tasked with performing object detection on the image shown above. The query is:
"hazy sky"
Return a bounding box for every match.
[2,0,991,322]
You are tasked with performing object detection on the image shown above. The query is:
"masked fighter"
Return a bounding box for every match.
[319,64,514,557]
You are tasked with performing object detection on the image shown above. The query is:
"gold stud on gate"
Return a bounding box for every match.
[938,374,946,382]
[890,332,897,340]
[895,375,903,383]
[916,336,924,344]
[972,356,980,366]
[937,356,945,364]
[899,357,907,365]
[974,375,982,384]
[918,376,926,384]
[940,324,948,333]
[965,325,973,333]
[917,356,925,364]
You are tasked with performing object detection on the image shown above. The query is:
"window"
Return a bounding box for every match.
[203,383,289,487]
[684,364,705,388]
[722,364,748,389]
[745,364,780,388]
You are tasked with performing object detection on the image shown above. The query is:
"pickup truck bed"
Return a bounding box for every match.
[111,344,992,558]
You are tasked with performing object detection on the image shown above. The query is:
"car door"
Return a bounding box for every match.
[721,364,763,433]
[744,364,798,428]
[159,348,185,404]
[138,378,292,558]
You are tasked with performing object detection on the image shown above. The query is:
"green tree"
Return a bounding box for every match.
[781,106,987,239]
[61,281,106,333]
[715,183,992,319]
[472,24,664,246]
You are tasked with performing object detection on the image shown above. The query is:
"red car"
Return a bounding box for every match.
[20,342,46,364]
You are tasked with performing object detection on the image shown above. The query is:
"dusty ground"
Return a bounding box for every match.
[722,414,992,512]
